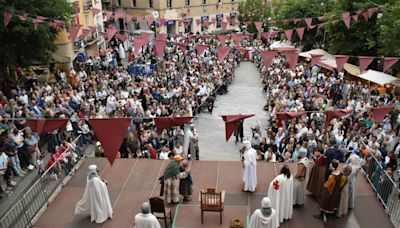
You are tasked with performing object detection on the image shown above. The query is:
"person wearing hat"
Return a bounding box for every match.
[242,140,257,192]
[162,155,188,204]
[75,164,113,223]
[134,202,161,228]
[249,197,278,228]
[293,149,309,207]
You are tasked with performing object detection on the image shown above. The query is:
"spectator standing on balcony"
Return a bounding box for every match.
[75,164,113,223]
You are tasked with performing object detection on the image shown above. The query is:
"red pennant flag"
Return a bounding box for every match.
[159,18,166,25]
[69,24,81,42]
[116,33,127,41]
[26,119,46,134]
[334,55,349,72]
[134,37,147,54]
[106,25,117,40]
[221,114,255,141]
[196,44,208,55]
[217,34,227,44]
[358,56,374,72]
[304,17,313,28]
[324,109,352,129]
[362,11,369,22]
[295,27,305,41]
[254,21,263,31]
[27,119,68,135]
[91,8,101,16]
[54,19,65,27]
[311,54,323,66]
[216,46,231,62]
[293,18,301,24]
[233,34,243,46]
[308,24,316,30]
[284,29,293,42]
[90,118,132,165]
[372,106,394,123]
[136,16,143,23]
[221,21,228,32]
[317,23,326,30]
[261,50,276,68]
[261,32,270,40]
[81,28,91,38]
[383,57,400,72]
[154,117,192,135]
[3,11,12,27]
[352,14,359,23]
[176,42,187,50]
[146,15,153,25]
[284,51,299,70]
[342,12,351,29]
[154,39,166,57]
[277,112,307,126]
[195,19,201,26]
[158,33,168,41]
[141,31,152,40]
[367,7,379,18]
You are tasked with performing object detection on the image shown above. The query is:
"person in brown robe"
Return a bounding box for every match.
[307,149,327,198]
[313,160,347,222]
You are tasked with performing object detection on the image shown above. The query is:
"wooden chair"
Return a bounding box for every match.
[149,197,173,228]
[200,188,225,224]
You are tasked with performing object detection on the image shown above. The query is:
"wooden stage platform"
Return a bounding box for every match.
[34,158,393,228]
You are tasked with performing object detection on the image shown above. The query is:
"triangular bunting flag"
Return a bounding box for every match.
[154,117,192,135]
[196,44,208,55]
[284,29,293,42]
[352,14,359,23]
[277,112,307,126]
[342,12,351,29]
[26,119,68,135]
[136,16,143,23]
[153,39,166,57]
[69,24,81,42]
[134,37,147,54]
[221,114,255,141]
[126,14,133,22]
[106,25,117,40]
[261,32,270,40]
[304,17,313,28]
[90,118,132,165]
[116,33,127,41]
[317,23,326,30]
[383,57,399,72]
[367,7,379,18]
[146,15,153,25]
[159,18,166,25]
[261,50,276,68]
[176,42,187,50]
[254,21,263,31]
[334,55,349,72]
[293,18,301,24]
[141,31,152,40]
[221,21,228,32]
[3,11,12,27]
[358,56,374,72]
[362,11,369,22]
[324,109,352,129]
[195,19,201,26]
[81,29,91,38]
[217,34,227,44]
[233,34,243,46]
[216,46,231,62]
[91,8,101,16]
[284,51,299,70]
[295,27,305,41]
[158,33,168,41]
[372,106,394,123]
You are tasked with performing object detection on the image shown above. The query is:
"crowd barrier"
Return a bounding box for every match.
[0,135,86,228]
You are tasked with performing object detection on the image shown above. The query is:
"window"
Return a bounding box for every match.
[132,0,136,7]
[167,0,172,8]
[117,0,121,6]
[185,0,190,6]
[149,0,153,8]
[202,0,207,4]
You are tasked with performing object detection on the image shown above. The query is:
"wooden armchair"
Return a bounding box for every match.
[149,197,173,228]
[199,188,225,224]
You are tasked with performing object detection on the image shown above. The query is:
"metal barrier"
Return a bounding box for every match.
[0,135,86,228]
[361,150,400,227]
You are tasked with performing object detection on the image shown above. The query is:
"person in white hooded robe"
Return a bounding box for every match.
[242,140,257,192]
[75,164,113,223]
[249,197,278,228]
[268,164,293,225]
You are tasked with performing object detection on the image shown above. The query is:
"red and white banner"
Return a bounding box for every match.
[196,44,208,55]
[342,12,351,29]
[3,11,12,27]
[352,14,359,23]
[284,51,299,70]
[358,56,374,72]
[334,55,349,72]
[295,27,305,40]
[116,34,127,41]
[216,46,231,62]
[383,57,399,72]
[141,31,152,40]
[90,118,132,165]
[367,7,379,18]
[153,39,166,57]
[261,50,276,68]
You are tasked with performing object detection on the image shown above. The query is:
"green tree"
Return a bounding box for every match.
[0,0,72,80]
[238,0,272,33]
[378,1,400,56]
[277,0,333,50]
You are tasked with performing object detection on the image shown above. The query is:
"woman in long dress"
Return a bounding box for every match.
[336,164,352,217]
[307,149,327,198]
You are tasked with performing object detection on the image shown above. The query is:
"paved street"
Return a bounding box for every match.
[194,62,269,161]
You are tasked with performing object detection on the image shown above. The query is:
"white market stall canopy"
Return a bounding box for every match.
[357,70,400,86]
[299,49,337,71]
[270,41,296,52]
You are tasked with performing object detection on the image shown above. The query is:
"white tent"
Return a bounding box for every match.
[270,41,296,52]
[357,70,400,86]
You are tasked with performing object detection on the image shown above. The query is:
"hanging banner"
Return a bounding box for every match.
[196,44,208,55]
[81,28,91,38]
[217,34,227,44]
[216,46,231,62]
[284,29,293,42]
[342,12,351,29]
[367,7,379,18]
[26,119,68,135]
[221,114,255,141]
[372,106,394,123]
[362,11,369,22]
[153,39,166,57]
[383,57,399,72]
[304,17,313,28]
[91,8,101,16]
[261,50,276,68]
[276,112,307,126]
[106,25,117,40]
[221,21,228,32]
[158,33,168,41]
[295,27,305,40]
[176,42,187,50]
[233,34,243,46]
[324,109,352,129]
[3,11,12,27]
[90,118,132,165]
[134,37,147,54]
[141,31,152,40]
[334,55,349,72]
[358,56,374,72]
[254,21,263,31]
[352,14,359,23]
[261,32,270,40]
[146,15,153,25]
[284,51,299,70]
[69,24,81,42]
